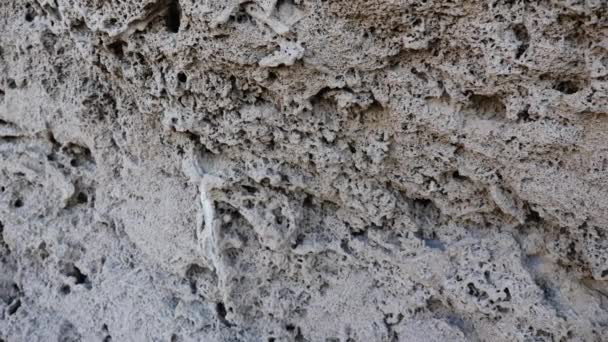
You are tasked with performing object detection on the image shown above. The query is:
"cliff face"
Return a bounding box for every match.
[1,1,608,341]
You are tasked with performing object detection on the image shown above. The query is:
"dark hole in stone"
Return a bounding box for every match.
[496,305,509,313]
[468,94,506,119]
[512,24,529,59]
[60,284,71,295]
[340,239,353,254]
[467,282,480,297]
[351,229,366,237]
[13,199,23,208]
[516,44,528,59]
[242,185,257,194]
[25,12,35,22]
[294,327,304,341]
[517,105,532,122]
[177,72,187,83]
[413,198,433,209]
[166,0,181,33]
[302,195,313,208]
[76,192,88,204]
[291,234,305,249]
[526,208,541,223]
[554,80,580,94]
[107,40,126,58]
[65,264,91,289]
[185,263,207,294]
[7,79,17,89]
[452,170,467,181]
[215,302,235,327]
[7,298,21,315]
[39,242,49,260]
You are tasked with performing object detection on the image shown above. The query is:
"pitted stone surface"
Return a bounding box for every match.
[1,1,608,341]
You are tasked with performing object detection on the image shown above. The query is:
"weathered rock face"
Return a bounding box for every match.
[1,0,608,341]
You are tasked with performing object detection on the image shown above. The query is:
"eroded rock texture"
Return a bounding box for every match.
[1,0,608,341]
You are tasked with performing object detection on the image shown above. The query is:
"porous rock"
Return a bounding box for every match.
[1,1,608,341]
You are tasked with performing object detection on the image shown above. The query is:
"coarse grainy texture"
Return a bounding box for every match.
[1,1,608,341]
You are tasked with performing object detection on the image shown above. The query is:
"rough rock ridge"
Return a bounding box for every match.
[1,0,608,341]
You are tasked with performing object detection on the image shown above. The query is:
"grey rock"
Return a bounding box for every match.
[1,0,608,341]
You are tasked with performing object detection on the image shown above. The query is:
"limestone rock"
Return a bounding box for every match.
[1,1,608,341]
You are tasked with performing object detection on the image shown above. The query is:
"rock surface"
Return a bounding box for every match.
[1,1,608,341]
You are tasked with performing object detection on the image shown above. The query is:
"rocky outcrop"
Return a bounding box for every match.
[1,1,607,341]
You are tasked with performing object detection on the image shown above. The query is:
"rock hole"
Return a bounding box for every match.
[466,94,506,119]
[185,263,207,294]
[526,207,541,223]
[177,72,187,83]
[76,192,88,204]
[64,143,94,167]
[272,207,286,225]
[215,302,235,327]
[516,104,533,122]
[294,326,304,341]
[340,239,353,254]
[107,40,126,58]
[512,24,529,59]
[8,298,21,315]
[452,170,467,181]
[13,198,24,208]
[554,80,580,94]
[104,18,118,28]
[242,185,257,194]
[302,195,313,208]
[291,234,305,249]
[515,44,528,59]
[467,282,480,297]
[350,229,366,238]
[165,0,181,33]
[64,263,91,289]
[59,284,71,295]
